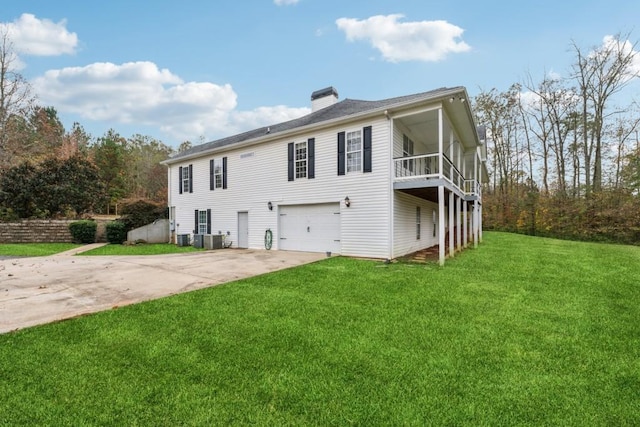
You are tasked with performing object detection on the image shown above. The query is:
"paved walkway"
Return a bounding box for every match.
[0,248,326,333]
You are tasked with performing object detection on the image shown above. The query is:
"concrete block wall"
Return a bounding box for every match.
[0,219,112,243]
[0,220,75,243]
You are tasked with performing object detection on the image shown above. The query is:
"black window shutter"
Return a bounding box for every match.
[287,142,294,181]
[179,166,183,194]
[188,164,193,193]
[308,138,315,179]
[363,126,372,173]
[209,160,214,191]
[337,132,345,176]
[222,157,228,189]
[206,209,212,234]
[194,210,199,234]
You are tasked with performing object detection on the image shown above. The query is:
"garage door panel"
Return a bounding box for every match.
[279,203,341,253]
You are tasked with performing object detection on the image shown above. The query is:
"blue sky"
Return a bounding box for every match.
[2,0,639,148]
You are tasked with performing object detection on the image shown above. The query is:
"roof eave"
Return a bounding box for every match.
[162,87,467,165]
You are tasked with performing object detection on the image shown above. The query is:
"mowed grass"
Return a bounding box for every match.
[80,243,204,255]
[1,232,638,425]
[0,242,81,256]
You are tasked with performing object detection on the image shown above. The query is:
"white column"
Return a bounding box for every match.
[449,191,454,258]
[456,195,462,252]
[438,185,446,266]
[438,108,443,177]
[479,204,483,242]
[473,200,479,248]
[463,201,468,248]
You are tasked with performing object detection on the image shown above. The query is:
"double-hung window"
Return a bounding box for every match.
[295,141,307,179]
[288,139,315,181]
[346,130,362,173]
[209,157,227,190]
[214,159,223,189]
[179,164,193,194]
[337,126,371,176]
[198,210,208,234]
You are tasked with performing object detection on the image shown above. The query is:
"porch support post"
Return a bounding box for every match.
[448,191,454,258]
[456,194,462,252]
[479,204,483,242]
[463,201,468,248]
[438,185,445,266]
[473,200,479,248]
[438,108,443,177]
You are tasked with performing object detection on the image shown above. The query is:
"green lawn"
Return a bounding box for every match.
[1,232,638,425]
[0,242,81,256]
[80,243,204,255]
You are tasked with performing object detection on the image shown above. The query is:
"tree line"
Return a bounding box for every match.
[0,30,188,220]
[474,32,640,244]
[2,28,639,245]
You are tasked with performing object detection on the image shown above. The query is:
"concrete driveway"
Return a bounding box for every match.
[0,247,325,334]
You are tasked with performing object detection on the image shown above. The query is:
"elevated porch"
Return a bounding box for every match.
[387,92,486,265]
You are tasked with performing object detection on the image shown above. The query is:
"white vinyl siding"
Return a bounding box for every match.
[167,117,391,259]
[393,192,439,257]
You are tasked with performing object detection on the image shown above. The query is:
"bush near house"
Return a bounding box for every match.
[68,220,97,244]
[105,221,127,244]
[118,199,167,232]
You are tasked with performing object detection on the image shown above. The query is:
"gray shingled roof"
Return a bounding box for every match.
[166,86,460,163]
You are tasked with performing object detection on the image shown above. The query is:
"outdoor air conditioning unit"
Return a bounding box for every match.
[204,234,223,250]
[176,234,190,247]
[193,234,204,249]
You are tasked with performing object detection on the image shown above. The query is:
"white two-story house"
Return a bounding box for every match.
[162,86,488,265]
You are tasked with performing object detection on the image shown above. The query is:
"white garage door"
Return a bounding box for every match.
[279,203,341,254]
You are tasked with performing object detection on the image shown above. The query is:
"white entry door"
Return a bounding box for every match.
[238,211,249,248]
[279,203,341,254]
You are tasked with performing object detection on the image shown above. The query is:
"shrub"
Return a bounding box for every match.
[106,221,128,244]
[119,199,166,231]
[68,220,97,244]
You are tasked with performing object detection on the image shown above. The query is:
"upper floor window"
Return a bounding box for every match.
[346,130,362,173]
[214,159,223,188]
[209,157,227,190]
[179,164,193,194]
[288,139,315,181]
[338,127,371,176]
[182,167,190,193]
[295,141,307,179]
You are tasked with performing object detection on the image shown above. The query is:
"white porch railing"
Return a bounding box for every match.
[394,153,480,197]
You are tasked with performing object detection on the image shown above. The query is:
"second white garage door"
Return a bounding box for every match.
[279,203,341,254]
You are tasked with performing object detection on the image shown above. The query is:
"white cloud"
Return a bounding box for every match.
[336,14,470,62]
[33,61,310,143]
[274,0,299,5]
[1,13,78,56]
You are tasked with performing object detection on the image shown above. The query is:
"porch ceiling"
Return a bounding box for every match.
[395,90,481,151]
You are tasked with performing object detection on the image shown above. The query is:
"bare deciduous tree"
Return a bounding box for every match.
[0,29,35,170]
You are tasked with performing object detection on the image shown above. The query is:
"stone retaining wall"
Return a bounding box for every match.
[0,219,111,243]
